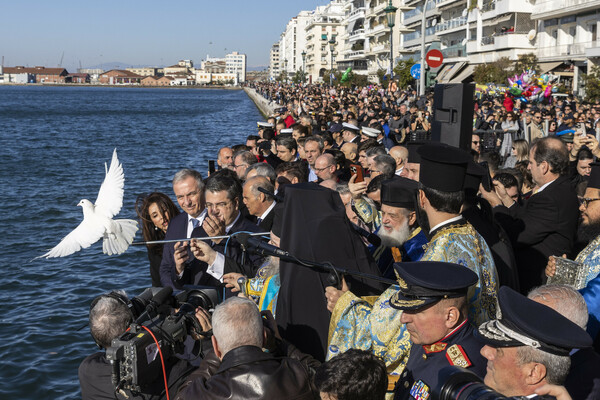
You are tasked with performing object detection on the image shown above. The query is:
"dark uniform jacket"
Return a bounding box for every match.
[394,321,486,400]
[493,176,579,293]
[175,345,318,400]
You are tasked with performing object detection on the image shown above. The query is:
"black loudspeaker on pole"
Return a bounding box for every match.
[431,83,475,151]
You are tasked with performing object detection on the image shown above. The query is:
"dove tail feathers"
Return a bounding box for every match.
[103,219,138,256]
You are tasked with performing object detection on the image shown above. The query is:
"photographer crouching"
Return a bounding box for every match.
[79,289,203,400]
[175,297,321,400]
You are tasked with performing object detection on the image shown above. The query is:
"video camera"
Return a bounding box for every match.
[434,366,556,400]
[105,286,221,393]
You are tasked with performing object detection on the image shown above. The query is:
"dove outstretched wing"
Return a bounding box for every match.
[94,148,125,219]
[40,219,105,258]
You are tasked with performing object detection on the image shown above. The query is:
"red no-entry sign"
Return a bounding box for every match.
[426,49,444,69]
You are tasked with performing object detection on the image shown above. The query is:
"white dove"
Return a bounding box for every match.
[40,148,138,258]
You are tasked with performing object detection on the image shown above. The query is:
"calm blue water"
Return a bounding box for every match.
[0,86,262,399]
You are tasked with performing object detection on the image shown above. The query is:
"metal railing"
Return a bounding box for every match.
[435,16,467,33]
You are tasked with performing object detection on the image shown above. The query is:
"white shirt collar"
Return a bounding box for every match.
[429,215,463,234]
[226,212,241,234]
[187,209,207,237]
[536,177,557,194]
[260,201,276,221]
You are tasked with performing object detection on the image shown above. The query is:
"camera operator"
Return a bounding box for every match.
[476,286,593,399]
[79,291,197,400]
[175,297,320,400]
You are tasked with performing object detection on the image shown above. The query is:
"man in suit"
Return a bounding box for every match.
[189,174,262,279]
[159,169,209,289]
[482,137,579,293]
[242,176,276,232]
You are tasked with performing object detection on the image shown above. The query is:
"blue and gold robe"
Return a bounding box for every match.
[575,235,600,287]
[327,218,498,377]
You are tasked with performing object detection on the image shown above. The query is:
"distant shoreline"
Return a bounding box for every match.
[0,83,243,90]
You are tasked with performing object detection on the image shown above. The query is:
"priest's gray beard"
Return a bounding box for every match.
[378,220,411,248]
[260,256,280,276]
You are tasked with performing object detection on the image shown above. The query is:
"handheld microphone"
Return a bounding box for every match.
[257,186,284,203]
[134,286,173,324]
[236,232,289,257]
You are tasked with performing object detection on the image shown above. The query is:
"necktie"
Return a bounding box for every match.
[257,218,262,226]
[191,218,200,229]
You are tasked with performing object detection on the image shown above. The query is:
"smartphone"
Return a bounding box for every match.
[349,164,364,183]
[208,160,216,174]
[479,161,493,192]
[579,123,587,137]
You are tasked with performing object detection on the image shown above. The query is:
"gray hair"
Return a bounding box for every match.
[373,154,396,179]
[90,290,130,349]
[365,147,386,158]
[516,346,570,385]
[246,163,277,184]
[233,150,258,167]
[528,284,588,329]
[211,297,263,355]
[244,175,275,199]
[305,136,324,151]
[172,169,204,191]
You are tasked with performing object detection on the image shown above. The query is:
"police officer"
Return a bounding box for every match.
[392,261,487,400]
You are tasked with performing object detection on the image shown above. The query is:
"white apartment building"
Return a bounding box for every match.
[304,1,344,83]
[269,43,280,80]
[279,11,313,80]
[225,51,247,82]
[531,0,600,95]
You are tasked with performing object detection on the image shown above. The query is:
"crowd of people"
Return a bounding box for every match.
[79,80,600,400]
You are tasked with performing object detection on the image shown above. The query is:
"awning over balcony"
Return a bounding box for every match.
[449,64,475,83]
[538,61,563,74]
[437,61,466,83]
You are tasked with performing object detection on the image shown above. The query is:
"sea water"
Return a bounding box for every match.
[0,85,262,399]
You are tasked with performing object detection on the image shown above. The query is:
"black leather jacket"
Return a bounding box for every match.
[175,345,319,400]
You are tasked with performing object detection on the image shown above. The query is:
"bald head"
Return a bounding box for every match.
[389,146,408,170]
[315,153,336,181]
[341,142,357,163]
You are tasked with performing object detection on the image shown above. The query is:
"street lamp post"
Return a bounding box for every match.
[284,59,288,83]
[385,1,398,82]
[419,0,432,96]
[301,50,306,84]
[329,36,336,86]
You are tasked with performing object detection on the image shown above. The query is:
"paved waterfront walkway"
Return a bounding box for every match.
[244,87,275,118]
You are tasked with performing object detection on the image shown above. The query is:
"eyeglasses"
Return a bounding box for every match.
[314,164,334,172]
[233,163,248,169]
[206,200,233,210]
[579,197,600,208]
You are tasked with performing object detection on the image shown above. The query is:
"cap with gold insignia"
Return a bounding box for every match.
[418,144,470,192]
[389,261,478,310]
[361,126,380,138]
[279,128,293,135]
[476,286,592,356]
[257,122,274,129]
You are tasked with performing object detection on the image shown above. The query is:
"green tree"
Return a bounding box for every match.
[513,53,539,74]
[473,57,512,84]
[291,69,305,84]
[583,65,600,102]
[276,71,286,82]
[392,58,416,89]
[376,68,387,85]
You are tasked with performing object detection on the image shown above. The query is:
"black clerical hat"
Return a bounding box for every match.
[381,177,418,210]
[328,123,343,133]
[418,144,470,192]
[389,261,478,310]
[476,286,592,356]
[587,163,600,190]
[406,141,426,164]
[464,159,486,191]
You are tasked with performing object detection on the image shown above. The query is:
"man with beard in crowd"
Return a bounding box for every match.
[216,147,233,170]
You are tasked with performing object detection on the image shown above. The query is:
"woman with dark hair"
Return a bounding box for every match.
[571,147,594,196]
[135,192,180,286]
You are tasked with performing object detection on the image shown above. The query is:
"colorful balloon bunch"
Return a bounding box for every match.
[506,70,558,103]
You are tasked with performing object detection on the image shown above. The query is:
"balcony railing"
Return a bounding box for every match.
[349,28,366,39]
[370,24,387,35]
[371,43,391,52]
[537,41,595,58]
[532,0,594,15]
[481,1,496,12]
[344,50,366,59]
[404,0,443,19]
[348,7,366,19]
[442,43,466,58]
[434,16,467,33]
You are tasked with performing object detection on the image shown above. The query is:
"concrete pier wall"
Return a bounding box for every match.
[244,87,275,118]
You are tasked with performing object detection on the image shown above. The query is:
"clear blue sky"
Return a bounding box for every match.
[1,0,329,71]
